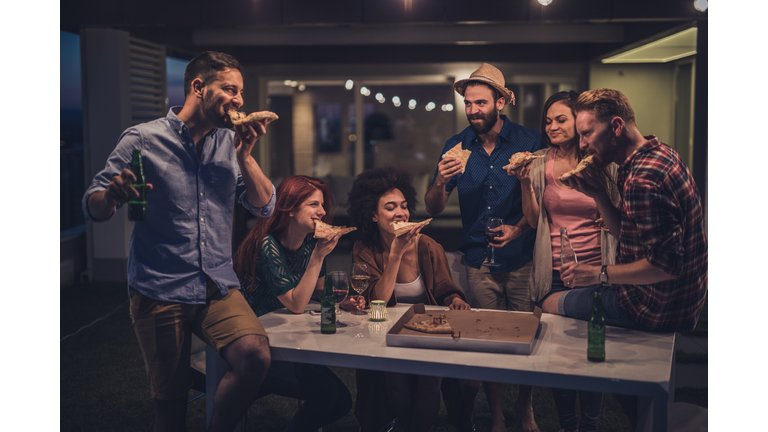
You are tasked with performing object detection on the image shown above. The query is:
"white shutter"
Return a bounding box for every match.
[129,37,167,125]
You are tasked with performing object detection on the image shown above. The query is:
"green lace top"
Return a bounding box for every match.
[241,233,326,317]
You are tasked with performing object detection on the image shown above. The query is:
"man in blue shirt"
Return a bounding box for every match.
[84,51,276,432]
[425,63,544,432]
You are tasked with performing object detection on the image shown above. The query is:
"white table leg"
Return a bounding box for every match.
[205,345,245,432]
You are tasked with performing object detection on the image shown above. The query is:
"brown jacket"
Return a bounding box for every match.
[353,234,466,307]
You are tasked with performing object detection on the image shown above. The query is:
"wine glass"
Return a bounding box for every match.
[330,271,349,327]
[349,263,370,316]
[485,217,504,267]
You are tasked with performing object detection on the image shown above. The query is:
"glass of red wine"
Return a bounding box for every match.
[485,217,504,267]
[330,271,349,327]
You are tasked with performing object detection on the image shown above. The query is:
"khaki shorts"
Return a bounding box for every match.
[466,260,533,312]
[129,280,267,400]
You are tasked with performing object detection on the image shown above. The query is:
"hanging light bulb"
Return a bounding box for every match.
[538,0,553,5]
[345,80,354,90]
[693,0,707,12]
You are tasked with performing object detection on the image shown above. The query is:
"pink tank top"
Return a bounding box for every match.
[542,149,602,271]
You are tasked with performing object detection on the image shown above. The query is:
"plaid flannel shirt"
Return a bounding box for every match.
[615,136,707,332]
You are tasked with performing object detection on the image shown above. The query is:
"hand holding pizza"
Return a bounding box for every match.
[508,162,533,190]
[314,231,342,259]
[435,156,463,185]
[233,120,267,160]
[390,224,423,258]
[561,172,604,200]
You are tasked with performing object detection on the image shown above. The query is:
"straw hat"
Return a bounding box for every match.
[453,63,515,106]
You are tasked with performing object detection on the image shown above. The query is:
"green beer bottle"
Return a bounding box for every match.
[128,149,147,221]
[587,291,606,362]
[321,274,336,334]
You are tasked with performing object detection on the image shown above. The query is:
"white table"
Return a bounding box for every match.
[207,304,676,432]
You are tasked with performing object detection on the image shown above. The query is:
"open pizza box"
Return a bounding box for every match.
[386,304,542,355]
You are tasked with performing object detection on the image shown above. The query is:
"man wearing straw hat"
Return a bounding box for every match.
[425,63,544,432]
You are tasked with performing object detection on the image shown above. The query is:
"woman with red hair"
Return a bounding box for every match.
[233,175,353,431]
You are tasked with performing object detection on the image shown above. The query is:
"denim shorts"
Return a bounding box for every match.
[560,284,642,330]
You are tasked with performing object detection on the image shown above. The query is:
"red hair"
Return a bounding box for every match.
[234,175,335,292]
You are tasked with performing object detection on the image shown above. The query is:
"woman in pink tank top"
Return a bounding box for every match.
[509,91,621,432]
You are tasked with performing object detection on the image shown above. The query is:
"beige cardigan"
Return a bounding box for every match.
[528,148,622,303]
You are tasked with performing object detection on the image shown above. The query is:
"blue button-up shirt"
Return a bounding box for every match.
[83,107,276,304]
[432,115,544,273]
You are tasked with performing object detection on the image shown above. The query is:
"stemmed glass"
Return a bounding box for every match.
[485,217,504,267]
[330,271,349,327]
[349,263,370,316]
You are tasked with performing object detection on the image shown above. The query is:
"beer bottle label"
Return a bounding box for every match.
[321,307,334,324]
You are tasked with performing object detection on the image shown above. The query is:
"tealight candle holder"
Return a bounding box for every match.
[368,300,388,322]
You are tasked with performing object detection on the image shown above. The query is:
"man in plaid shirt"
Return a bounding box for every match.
[542,88,707,334]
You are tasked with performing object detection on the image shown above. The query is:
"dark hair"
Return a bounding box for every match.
[541,90,580,148]
[183,51,243,97]
[541,90,614,191]
[466,81,503,105]
[347,166,418,249]
[234,175,334,292]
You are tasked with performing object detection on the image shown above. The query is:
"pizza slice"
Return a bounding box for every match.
[559,155,595,182]
[441,143,472,174]
[503,151,545,174]
[228,110,279,126]
[403,316,454,334]
[390,218,433,237]
[313,220,357,239]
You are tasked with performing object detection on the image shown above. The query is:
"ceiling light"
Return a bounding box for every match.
[693,0,707,12]
[602,27,697,64]
[283,80,292,86]
[538,0,553,5]
[426,102,436,111]
[360,87,371,96]
[345,80,354,90]
[298,84,306,91]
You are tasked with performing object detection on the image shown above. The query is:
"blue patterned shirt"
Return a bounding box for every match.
[83,107,276,304]
[431,115,544,273]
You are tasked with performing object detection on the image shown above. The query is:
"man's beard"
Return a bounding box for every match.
[202,90,233,129]
[467,107,499,135]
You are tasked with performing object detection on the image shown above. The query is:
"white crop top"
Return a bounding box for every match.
[393,273,428,304]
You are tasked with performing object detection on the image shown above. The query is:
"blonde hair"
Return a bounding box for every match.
[574,88,635,125]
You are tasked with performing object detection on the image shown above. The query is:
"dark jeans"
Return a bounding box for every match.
[551,388,603,432]
[257,360,353,432]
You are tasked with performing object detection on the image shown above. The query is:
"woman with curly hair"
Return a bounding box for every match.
[347,166,478,432]
[233,175,353,432]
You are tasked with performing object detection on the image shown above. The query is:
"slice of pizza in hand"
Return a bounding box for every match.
[502,151,545,174]
[313,220,357,239]
[228,110,279,126]
[441,143,472,174]
[391,218,433,237]
[403,316,454,334]
[559,155,595,182]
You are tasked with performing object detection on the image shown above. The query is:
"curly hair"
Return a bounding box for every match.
[347,166,418,248]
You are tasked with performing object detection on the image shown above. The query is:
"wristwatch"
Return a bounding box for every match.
[599,265,609,286]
